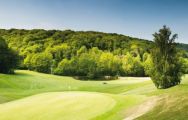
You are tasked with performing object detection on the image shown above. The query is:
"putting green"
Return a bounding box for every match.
[0,92,116,120]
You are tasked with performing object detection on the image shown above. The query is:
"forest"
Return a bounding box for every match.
[0,29,187,79]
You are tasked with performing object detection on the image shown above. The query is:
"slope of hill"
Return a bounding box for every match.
[0,29,187,78]
[0,28,186,52]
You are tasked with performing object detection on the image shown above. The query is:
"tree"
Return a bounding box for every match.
[97,52,114,76]
[24,53,34,70]
[55,58,73,75]
[77,46,87,56]
[121,52,144,76]
[143,52,153,76]
[30,52,53,73]
[150,26,183,89]
[0,37,19,73]
[77,53,97,78]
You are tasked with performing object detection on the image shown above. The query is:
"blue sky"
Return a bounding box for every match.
[0,0,187,43]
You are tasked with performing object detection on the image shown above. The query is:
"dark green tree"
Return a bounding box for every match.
[0,37,19,73]
[150,26,183,89]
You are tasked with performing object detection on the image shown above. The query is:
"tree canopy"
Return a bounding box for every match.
[0,28,187,79]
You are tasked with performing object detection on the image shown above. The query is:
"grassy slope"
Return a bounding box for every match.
[0,70,152,103]
[0,70,187,120]
[136,75,188,120]
[0,70,150,120]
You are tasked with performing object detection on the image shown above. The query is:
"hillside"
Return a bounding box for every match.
[177,43,188,52]
[0,29,152,50]
[0,70,187,120]
[0,29,187,52]
[0,29,187,78]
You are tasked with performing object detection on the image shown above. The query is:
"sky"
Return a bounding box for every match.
[0,0,187,43]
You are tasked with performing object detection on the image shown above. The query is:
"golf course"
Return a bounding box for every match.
[0,70,187,120]
[0,1,188,119]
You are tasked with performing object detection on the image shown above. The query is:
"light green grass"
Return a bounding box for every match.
[0,92,116,120]
[0,91,147,120]
[0,70,152,103]
[0,70,187,120]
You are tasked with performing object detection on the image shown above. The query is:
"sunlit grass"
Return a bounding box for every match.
[0,70,187,120]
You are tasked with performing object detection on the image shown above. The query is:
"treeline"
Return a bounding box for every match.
[0,29,187,78]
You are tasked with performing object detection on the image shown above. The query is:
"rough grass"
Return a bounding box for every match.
[136,75,188,120]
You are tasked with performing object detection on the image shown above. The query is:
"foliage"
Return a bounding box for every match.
[24,52,53,73]
[143,53,153,76]
[31,53,53,73]
[149,26,183,88]
[0,37,19,73]
[122,53,144,76]
[0,29,186,79]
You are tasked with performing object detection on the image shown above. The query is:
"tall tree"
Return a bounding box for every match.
[150,26,183,88]
[0,37,19,73]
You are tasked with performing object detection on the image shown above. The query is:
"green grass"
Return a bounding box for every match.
[0,70,187,120]
[0,70,152,103]
[0,92,116,120]
[136,75,188,120]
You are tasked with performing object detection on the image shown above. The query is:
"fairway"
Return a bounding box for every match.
[0,92,116,120]
[0,70,152,103]
[0,71,188,120]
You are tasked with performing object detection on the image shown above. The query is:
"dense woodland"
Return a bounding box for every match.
[0,29,187,79]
